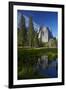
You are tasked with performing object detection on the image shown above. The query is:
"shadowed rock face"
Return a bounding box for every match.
[38,26,53,43]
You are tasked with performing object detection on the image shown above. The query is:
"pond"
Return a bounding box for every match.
[18,48,58,80]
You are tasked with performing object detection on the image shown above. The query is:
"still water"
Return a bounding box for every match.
[36,55,58,78]
[18,54,58,79]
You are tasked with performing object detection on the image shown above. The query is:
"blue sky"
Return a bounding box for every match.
[17,10,58,38]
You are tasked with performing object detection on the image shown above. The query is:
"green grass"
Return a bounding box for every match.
[18,47,57,56]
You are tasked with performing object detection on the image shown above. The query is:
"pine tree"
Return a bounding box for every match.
[33,32,39,47]
[20,15,27,46]
[28,16,34,47]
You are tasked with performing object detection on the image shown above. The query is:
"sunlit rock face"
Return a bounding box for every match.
[38,55,48,69]
[38,26,53,43]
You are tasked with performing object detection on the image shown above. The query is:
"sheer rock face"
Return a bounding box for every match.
[38,27,53,43]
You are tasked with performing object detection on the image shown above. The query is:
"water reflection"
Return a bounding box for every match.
[18,54,58,79]
[35,55,58,78]
[37,56,48,69]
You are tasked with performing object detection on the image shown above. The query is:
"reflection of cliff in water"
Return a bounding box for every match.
[18,54,58,79]
[37,55,48,69]
[35,55,58,78]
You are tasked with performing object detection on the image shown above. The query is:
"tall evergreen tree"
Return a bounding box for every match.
[19,15,27,46]
[33,32,39,47]
[28,16,34,47]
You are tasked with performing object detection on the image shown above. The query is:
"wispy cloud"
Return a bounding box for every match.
[23,15,29,28]
[33,22,40,32]
[17,13,40,32]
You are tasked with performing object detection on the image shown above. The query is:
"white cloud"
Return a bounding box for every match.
[17,13,40,32]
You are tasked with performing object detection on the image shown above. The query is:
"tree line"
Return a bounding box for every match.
[18,15,40,48]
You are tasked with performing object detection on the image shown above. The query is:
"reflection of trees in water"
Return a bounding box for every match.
[35,55,58,78]
[36,55,57,70]
[18,54,58,79]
